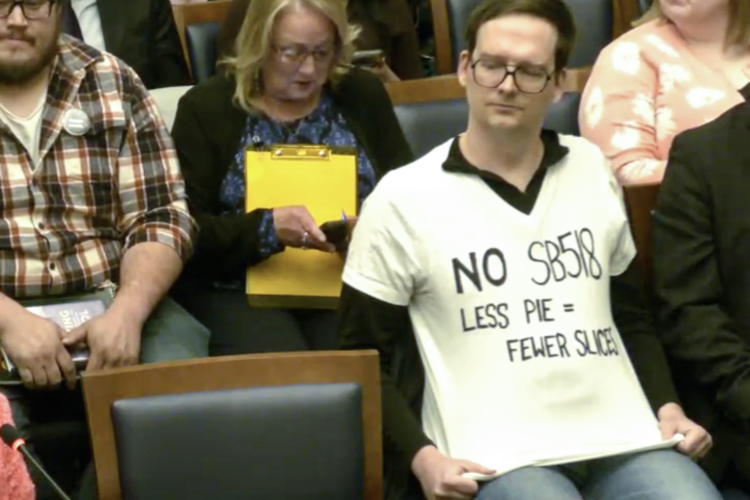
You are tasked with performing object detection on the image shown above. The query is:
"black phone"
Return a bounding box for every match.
[352,49,385,67]
[320,220,348,245]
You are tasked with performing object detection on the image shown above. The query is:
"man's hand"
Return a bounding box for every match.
[412,445,495,500]
[62,309,143,371]
[0,309,76,389]
[658,402,713,460]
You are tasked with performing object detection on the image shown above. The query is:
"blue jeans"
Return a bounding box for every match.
[136,297,211,364]
[476,449,722,500]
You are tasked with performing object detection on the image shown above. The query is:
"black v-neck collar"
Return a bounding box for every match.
[442,130,570,215]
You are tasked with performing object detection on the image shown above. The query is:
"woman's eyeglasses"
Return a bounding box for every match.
[272,45,335,67]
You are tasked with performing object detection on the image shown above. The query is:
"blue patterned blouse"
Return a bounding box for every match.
[218,92,377,262]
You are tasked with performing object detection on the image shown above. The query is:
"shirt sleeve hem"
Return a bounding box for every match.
[342,269,411,307]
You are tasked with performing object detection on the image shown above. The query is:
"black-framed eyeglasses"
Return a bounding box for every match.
[0,0,56,20]
[272,44,335,67]
[471,59,553,94]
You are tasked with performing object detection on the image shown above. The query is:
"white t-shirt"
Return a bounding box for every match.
[0,96,45,167]
[343,136,676,476]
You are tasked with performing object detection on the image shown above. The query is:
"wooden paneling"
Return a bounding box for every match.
[564,67,592,93]
[613,0,644,38]
[429,0,455,75]
[623,182,661,296]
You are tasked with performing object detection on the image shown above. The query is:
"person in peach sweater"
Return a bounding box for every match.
[579,0,749,185]
[0,394,34,500]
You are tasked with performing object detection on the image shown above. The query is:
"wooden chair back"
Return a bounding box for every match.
[82,350,382,500]
[623,182,661,296]
[171,0,232,77]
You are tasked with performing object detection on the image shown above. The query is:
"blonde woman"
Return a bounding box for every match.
[171,0,413,356]
[217,0,425,82]
[579,0,749,186]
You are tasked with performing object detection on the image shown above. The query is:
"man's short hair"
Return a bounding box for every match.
[465,0,577,75]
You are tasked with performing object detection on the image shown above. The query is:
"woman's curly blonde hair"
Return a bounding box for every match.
[221,0,361,114]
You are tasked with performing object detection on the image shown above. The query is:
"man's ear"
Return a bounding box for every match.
[551,68,567,103]
[457,50,471,88]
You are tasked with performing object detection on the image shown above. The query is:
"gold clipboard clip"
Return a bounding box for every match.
[270,145,330,161]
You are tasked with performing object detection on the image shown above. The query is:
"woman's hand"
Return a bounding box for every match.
[273,206,334,252]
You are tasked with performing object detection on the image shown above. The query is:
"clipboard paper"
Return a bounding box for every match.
[244,144,358,309]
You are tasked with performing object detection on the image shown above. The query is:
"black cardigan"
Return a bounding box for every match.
[171,69,414,282]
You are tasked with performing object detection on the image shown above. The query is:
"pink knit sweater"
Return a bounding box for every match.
[0,394,35,500]
[580,19,746,185]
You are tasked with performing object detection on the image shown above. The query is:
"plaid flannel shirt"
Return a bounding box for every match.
[0,36,197,299]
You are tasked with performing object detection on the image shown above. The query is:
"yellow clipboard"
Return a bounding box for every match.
[244,144,358,309]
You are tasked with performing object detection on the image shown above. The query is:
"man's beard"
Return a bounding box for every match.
[0,33,59,85]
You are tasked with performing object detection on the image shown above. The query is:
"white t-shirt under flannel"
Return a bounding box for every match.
[343,135,675,475]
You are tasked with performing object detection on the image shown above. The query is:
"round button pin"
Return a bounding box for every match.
[62,108,91,136]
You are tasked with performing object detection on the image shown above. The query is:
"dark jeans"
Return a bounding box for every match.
[724,490,750,500]
[721,465,750,500]
[175,288,339,356]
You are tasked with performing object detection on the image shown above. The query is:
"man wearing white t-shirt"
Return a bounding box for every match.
[338,0,724,499]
